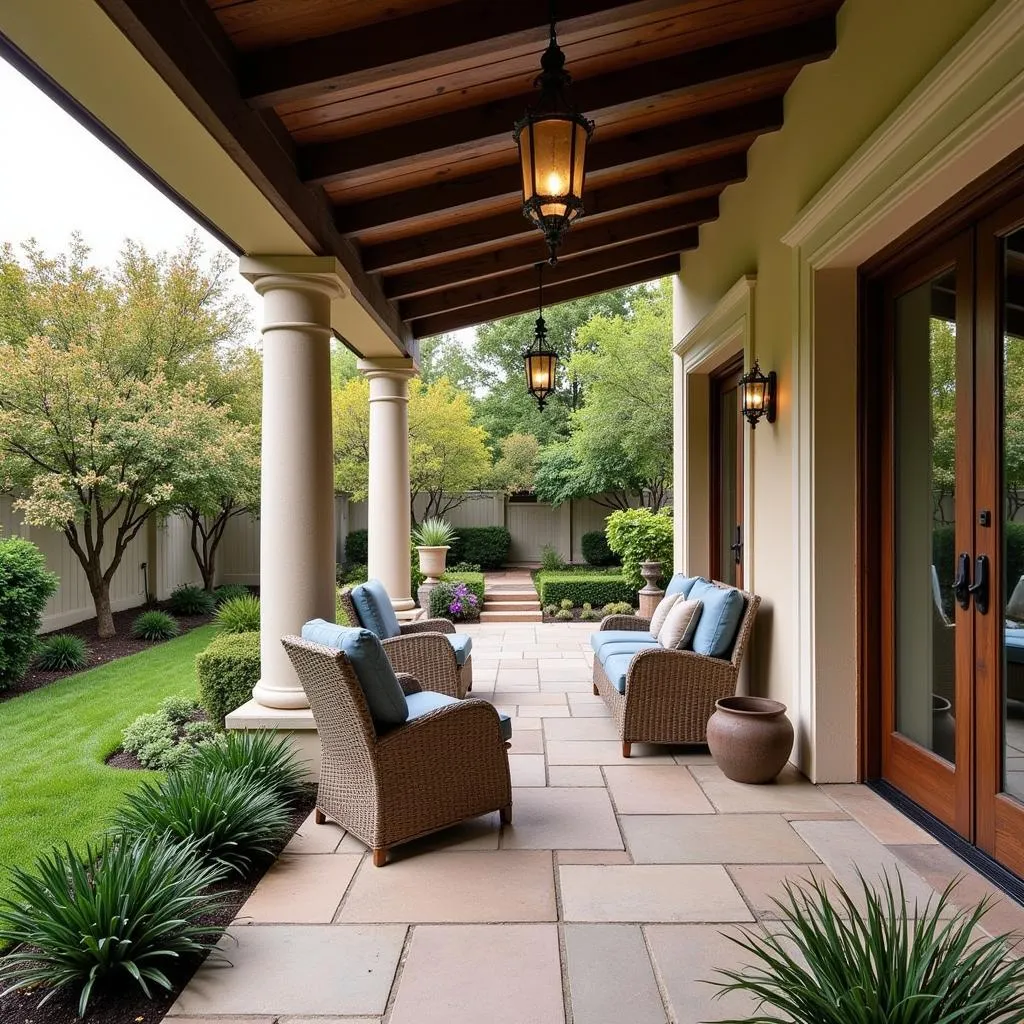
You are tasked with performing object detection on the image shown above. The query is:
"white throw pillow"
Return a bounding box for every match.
[648,592,681,636]
[658,599,704,650]
[1008,575,1024,623]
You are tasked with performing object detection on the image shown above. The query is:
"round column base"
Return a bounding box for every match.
[252,679,311,710]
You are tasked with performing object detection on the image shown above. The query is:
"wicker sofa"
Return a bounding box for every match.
[283,630,511,866]
[338,580,473,698]
[591,577,760,756]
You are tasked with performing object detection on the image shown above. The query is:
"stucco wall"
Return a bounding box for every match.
[673,0,996,776]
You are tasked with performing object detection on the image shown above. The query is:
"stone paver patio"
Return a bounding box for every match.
[169,622,1024,1024]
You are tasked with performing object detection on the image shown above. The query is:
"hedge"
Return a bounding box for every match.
[581,530,619,567]
[345,528,368,565]
[535,571,637,608]
[196,630,261,727]
[448,527,511,570]
[933,521,1024,617]
[0,536,59,689]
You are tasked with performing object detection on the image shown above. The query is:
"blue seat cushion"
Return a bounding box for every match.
[405,690,511,741]
[597,639,659,663]
[590,630,657,654]
[1008,628,1024,664]
[449,633,473,666]
[686,580,745,658]
[665,574,701,599]
[301,620,408,727]
[600,651,643,694]
[350,579,402,639]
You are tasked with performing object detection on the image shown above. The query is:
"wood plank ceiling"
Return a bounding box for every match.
[97,0,843,346]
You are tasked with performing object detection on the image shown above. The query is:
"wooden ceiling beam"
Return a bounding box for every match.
[400,229,697,321]
[361,153,744,273]
[91,0,412,353]
[299,18,835,186]
[412,255,680,338]
[337,97,782,236]
[242,0,684,109]
[383,204,707,299]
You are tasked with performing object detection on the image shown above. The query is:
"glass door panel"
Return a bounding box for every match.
[711,362,743,588]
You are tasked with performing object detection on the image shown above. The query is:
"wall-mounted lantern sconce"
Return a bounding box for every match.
[739,359,776,429]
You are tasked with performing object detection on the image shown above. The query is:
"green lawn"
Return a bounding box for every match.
[0,626,217,906]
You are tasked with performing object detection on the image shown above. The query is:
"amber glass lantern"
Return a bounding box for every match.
[739,359,777,429]
[523,264,558,410]
[513,17,594,264]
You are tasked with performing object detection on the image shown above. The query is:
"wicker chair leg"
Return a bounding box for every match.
[621,741,632,758]
[500,804,513,825]
[372,848,388,867]
[314,808,327,825]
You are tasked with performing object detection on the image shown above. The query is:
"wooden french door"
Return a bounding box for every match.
[876,193,1024,876]
[711,358,744,588]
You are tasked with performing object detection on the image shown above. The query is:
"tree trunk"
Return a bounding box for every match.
[89,575,116,638]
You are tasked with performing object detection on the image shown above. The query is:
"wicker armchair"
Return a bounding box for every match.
[338,586,473,698]
[592,583,761,756]
[283,635,511,866]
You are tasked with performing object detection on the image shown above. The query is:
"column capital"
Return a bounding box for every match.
[239,255,347,300]
[357,357,419,380]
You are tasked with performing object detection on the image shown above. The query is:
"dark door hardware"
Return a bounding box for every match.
[968,554,989,614]
[953,552,972,611]
[730,525,743,565]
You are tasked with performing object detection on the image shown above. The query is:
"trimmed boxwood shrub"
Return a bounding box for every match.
[0,536,59,689]
[535,571,637,608]
[448,526,511,570]
[345,528,368,565]
[196,630,260,726]
[581,530,619,567]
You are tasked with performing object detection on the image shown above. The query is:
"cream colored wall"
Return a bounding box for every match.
[673,0,996,780]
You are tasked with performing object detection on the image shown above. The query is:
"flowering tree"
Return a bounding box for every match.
[0,236,252,636]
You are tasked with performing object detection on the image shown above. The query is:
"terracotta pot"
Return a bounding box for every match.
[417,545,449,581]
[707,696,794,784]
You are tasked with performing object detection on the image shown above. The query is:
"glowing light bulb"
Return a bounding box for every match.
[545,170,566,196]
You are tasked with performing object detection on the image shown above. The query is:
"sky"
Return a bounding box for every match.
[0,56,261,333]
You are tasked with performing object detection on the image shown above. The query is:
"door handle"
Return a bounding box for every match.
[730,525,743,565]
[968,554,989,614]
[953,552,972,611]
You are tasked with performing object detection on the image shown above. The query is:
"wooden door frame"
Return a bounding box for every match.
[709,355,745,586]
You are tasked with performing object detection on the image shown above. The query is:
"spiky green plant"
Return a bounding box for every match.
[213,583,250,606]
[706,871,1024,1024]
[0,834,229,1017]
[34,634,90,671]
[413,517,458,547]
[166,584,216,616]
[213,594,261,633]
[187,730,308,805]
[111,765,290,876]
[130,610,180,641]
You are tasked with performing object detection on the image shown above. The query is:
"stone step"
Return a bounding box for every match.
[484,590,539,601]
[485,600,542,612]
[479,609,543,623]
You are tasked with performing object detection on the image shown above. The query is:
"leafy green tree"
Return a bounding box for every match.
[491,432,540,494]
[0,236,252,636]
[333,376,493,523]
[419,333,479,392]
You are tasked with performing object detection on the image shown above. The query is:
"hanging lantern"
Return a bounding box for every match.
[523,263,558,409]
[739,359,777,429]
[513,9,594,264]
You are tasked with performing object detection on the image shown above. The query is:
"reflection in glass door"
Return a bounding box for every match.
[711,360,743,587]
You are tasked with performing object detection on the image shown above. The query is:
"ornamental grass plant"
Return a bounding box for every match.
[413,517,458,547]
[214,593,261,633]
[0,834,229,1017]
[34,634,90,672]
[166,584,216,616]
[707,871,1024,1024]
[188,730,308,806]
[131,609,181,641]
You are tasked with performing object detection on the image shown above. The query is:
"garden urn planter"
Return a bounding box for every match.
[417,545,449,582]
[707,696,794,784]
[638,560,665,619]
[932,694,956,762]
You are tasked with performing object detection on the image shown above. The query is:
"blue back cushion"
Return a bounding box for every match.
[301,620,408,727]
[350,579,402,639]
[686,581,745,658]
[665,574,701,599]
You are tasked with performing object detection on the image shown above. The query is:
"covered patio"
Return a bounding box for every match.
[165,620,1024,1022]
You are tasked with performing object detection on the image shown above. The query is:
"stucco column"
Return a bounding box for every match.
[241,258,343,709]
[358,358,417,611]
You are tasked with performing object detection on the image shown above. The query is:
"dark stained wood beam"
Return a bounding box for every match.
[362,154,744,273]
[401,229,697,320]
[337,97,782,236]
[412,255,680,338]
[92,0,412,353]
[242,0,684,109]
[299,18,835,185]
[383,203,707,299]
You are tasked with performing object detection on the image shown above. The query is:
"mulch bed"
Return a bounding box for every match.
[0,789,317,1024]
[1,605,215,705]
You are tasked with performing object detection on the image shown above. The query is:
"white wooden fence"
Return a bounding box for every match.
[0,490,634,633]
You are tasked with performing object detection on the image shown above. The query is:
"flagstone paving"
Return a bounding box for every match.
[167,622,1024,1023]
